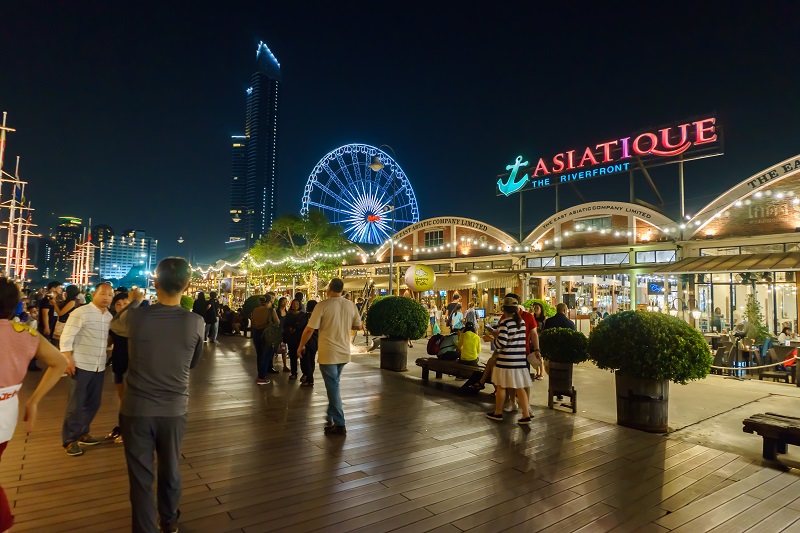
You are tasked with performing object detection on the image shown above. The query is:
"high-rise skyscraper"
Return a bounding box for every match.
[227,41,281,250]
[53,216,83,281]
[226,136,248,249]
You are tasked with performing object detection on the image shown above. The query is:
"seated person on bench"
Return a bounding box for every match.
[456,322,481,365]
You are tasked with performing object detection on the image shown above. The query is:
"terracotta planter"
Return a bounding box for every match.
[615,373,669,433]
[380,338,408,372]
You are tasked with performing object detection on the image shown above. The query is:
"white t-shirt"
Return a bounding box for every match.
[307,296,362,365]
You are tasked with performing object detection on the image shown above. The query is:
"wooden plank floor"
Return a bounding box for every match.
[3,335,800,532]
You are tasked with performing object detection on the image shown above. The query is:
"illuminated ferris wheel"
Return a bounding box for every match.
[301,143,419,244]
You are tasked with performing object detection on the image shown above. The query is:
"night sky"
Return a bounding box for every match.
[1,2,798,263]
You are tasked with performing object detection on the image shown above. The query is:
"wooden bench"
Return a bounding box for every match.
[415,357,489,393]
[742,412,800,460]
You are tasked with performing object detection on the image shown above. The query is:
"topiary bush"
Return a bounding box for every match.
[522,298,556,318]
[365,296,428,340]
[539,327,589,364]
[180,295,194,311]
[588,311,712,384]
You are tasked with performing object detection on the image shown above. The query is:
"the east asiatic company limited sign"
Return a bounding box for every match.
[497,117,722,196]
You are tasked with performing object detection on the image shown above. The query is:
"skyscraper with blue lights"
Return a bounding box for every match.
[228,41,281,250]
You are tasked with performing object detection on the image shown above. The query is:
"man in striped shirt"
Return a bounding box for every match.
[60,282,115,456]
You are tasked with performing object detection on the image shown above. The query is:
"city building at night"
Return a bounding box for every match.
[229,40,281,249]
[52,216,83,281]
[226,135,248,251]
[96,228,157,282]
[35,235,55,281]
[91,223,113,266]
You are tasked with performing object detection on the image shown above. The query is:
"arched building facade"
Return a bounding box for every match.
[340,154,800,335]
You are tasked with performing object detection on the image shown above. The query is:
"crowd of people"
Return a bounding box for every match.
[0,266,363,533]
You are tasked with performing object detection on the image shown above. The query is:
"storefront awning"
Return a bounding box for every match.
[653,252,800,275]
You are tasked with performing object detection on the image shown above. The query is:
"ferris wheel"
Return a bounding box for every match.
[301,144,420,245]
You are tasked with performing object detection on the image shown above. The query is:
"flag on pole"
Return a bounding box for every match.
[12,183,24,205]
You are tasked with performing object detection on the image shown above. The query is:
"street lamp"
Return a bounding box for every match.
[177,236,184,244]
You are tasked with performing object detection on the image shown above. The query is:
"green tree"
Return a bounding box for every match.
[744,293,770,343]
[249,212,353,294]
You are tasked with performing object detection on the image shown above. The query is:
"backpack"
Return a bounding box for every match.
[437,333,459,359]
[262,322,283,349]
[427,334,444,355]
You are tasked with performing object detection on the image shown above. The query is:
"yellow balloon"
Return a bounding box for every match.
[404,264,436,291]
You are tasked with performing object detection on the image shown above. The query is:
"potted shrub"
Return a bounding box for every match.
[539,327,589,413]
[180,295,195,311]
[365,296,428,371]
[588,311,712,433]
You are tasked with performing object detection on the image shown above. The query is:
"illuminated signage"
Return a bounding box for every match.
[497,117,723,196]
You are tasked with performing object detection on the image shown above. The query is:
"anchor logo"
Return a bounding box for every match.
[497,155,529,196]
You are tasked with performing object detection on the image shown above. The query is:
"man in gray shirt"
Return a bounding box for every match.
[111,257,204,533]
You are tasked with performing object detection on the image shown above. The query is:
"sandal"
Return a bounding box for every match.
[470,382,485,391]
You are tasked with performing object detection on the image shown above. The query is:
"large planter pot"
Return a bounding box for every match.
[380,338,408,372]
[615,373,669,433]
[548,361,577,413]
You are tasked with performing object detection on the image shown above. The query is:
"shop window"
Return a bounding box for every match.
[786,243,800,252]
[636,251,656,263]
[424,230,444,248]
[455,262,473,271]
[429,264,450,273]
[605,252,630,265]
[473,261,493,270]
[573,216,611,233]
[581,254,606,265]
[741,244,785,254]
[526,257,556,268]
[656,250,676,263]
[492,260,513,269]
[561,255,583,266]
[700,247,740,256]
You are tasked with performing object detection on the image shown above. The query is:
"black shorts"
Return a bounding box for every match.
[111,352,128,384]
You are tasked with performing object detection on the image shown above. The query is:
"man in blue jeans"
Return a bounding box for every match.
[298,278,361,435]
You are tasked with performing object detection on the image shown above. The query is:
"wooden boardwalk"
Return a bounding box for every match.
[3,335,800,532]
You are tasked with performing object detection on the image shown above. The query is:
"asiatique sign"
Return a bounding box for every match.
[497,117,723,196]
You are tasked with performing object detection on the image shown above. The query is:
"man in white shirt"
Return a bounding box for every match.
[60,282,114,456]
[298,278,361,435]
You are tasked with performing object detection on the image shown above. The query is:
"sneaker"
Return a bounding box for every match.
[289,374,298,380]
[486,412,503,421]
[299,375,307,383]
[503,402,518,413]
[106,426,122,440]
[268,367,280,374]
[159,509,181,532]
[324,425,347,435]
[65,442,84,456]
[256,378,270,385]
[159,522,179,533]
[517,417,533,425]
[79,435,101,446]
[301,381,314,387]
